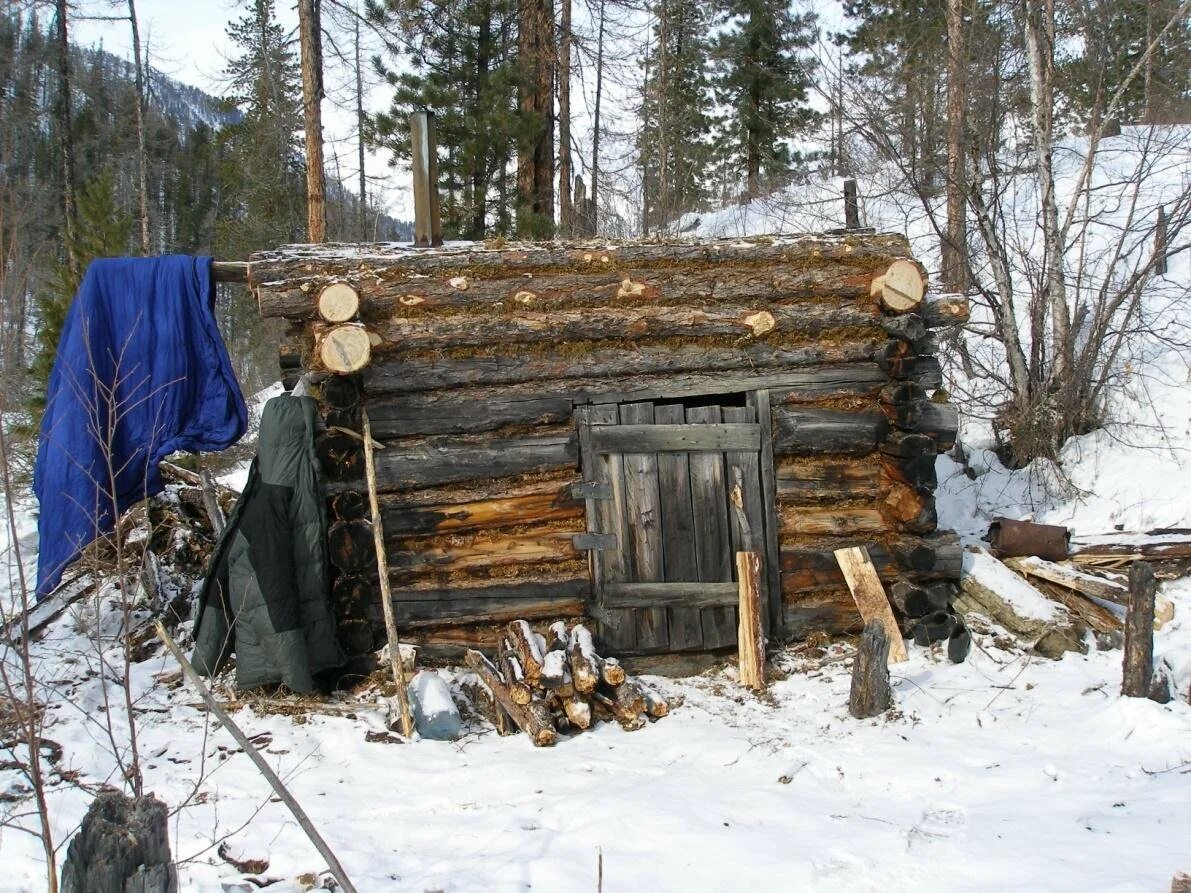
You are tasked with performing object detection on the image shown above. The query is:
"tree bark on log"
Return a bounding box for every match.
[464,650,557,745]
[771,407,889,456]
[849,620,893,718]
[1122,561,1156,698]
[567,624,601,693]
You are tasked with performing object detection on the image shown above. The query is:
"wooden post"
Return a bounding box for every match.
[1122,561,1156,698]
[410,111,443,248]
[843,179,860,230]
[849,620,892,718]
[362,407,415,737]
[835,545,908,663]
[154,623,359,893]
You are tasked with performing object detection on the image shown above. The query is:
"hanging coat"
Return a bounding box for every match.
[191,395,343,692]
[34,255,247,598]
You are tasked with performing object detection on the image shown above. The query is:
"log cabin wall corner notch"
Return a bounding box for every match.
[246,234,967,674]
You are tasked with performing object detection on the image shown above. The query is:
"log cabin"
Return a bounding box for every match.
[243,233,968,674]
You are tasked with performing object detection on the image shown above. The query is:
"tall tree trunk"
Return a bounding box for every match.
[589,0,605,235]
[640,37,652,236]
[54,0,78,277]
[298,0,327,243]
[128,0,150,254]
[471,0,493,240]
[516,0,555,237]
[658,0,670,224]
[1023,0,1071,380]
[942,0,968,292]
[558,0,572,234]
[354,8,368,241]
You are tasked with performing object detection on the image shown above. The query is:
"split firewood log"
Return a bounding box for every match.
[562,692,592,730]
[641,686,670,719]
[567,624,601,694]
[464,650,556,746]
[599,656,626,687]
[547,621,570,652]
[540,650,569,690]
[497,637,532,706]
[506,620,545,686]
[592,690,647,731]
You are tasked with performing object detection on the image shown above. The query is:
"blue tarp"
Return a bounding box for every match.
[34,256,247,599]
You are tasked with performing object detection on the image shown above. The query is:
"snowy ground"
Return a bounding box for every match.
[2,576,1190,892]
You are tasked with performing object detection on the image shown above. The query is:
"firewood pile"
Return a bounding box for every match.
[464,620,669,747]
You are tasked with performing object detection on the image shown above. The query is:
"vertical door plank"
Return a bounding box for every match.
[686,404,736,649]
[655,403,703,651]
[747,389,783,639]
[724,405,768,640]
[590,404,636,652]
[619,402,668,652]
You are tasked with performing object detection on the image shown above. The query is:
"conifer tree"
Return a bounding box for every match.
[710,0,819,199]
[217,0,306,252]
[638,0,714,232]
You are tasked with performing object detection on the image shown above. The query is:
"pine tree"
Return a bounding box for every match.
[638,0,714,232]
[30,171,133,405]
[711,0,819,199]
[369,0,522,239]
[217,0,305,253]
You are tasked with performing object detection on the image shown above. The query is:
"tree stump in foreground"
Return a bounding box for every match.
[849,620,893,719]
[1122,561,1156,699]
[61,791,176,893]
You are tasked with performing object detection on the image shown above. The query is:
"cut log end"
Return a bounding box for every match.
[319,324,372,373]
[318,282,361,323]
[872,259,926,314]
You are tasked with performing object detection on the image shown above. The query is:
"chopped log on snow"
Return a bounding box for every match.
[849,620,893,719]
[497,637,533,705]
[600,656,626,686]
[547,621,570,652]
[1122,562,1157,699]
[562,691,593,729]
[1069,533,1191,569]
[507,619,546,686]
[643,686,670,718]
[540,650,570,690]
[1004,556,1128,606]
[834,545,909,663]
[465,649,557,746]
[567,624,601,693]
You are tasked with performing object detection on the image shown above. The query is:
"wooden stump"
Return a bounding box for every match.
[61,791,177,893]
[1122,561,1156,698]
[849,620,892,719]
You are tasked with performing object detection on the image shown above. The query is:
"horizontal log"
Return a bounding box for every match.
[921,295,970,328]
[395,595,587,628]
[363,364,906,437]
[388,530,581,577]
[775,456,884,503]
[329,519,373,572]
[602,582,740,609]
[908,401,958,449]
[782,597,864,638]
[380,485,582,537]
[780,532,962,594]
[778,506,890,538]
[317,432,364,481]
[772,406,889,455]
[880,484,938,534]
[366,393,574,438]
[370,302,887,351]
[590,423,760,454]
[362,338,885,395]
[322,374,362,410]
[250,235,914,316]
[368,432,578,492]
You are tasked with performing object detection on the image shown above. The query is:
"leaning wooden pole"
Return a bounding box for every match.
[362,407,415,737]
[155,622,359,893]
[730,471,765,690]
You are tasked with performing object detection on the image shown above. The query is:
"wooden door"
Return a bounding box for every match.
[574,400,771,654]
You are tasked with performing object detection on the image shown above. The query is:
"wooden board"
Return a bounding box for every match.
[748,389,784,637]
[619,402,668,651]
[591,423,760,453]
[833,546,908,663]
[687,404,736,649]
[724,404,768,640]
[589,404,635,652]
[654,403,703,650]
[603,582,739,609]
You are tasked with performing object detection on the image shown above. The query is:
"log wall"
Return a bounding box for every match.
[247,235,965,667]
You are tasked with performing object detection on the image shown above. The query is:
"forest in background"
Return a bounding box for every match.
[0,0,1189,462]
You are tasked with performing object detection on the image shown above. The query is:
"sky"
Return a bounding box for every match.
[71,0,413,220]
